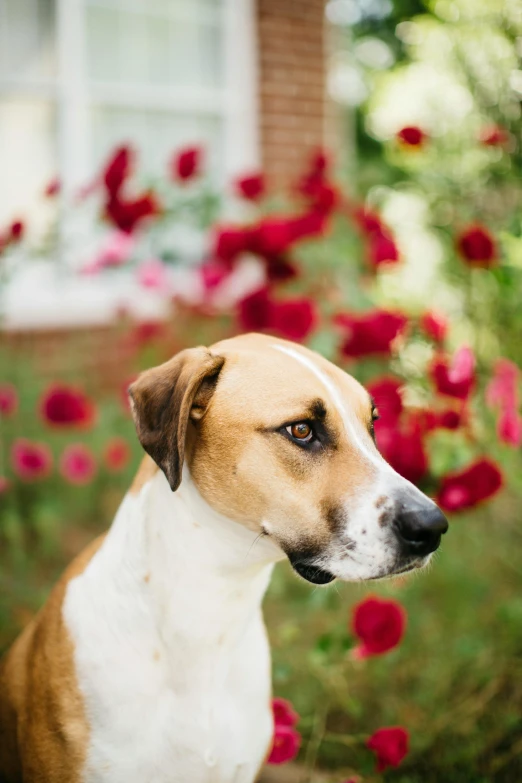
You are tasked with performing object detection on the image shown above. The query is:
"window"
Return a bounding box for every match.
[0,0,258,223]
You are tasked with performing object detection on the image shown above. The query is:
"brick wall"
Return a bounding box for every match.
[257,0,328,190]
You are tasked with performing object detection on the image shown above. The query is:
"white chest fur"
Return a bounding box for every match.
[63,470,284,783]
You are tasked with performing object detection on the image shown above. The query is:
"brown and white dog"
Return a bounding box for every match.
[0,333,448,783]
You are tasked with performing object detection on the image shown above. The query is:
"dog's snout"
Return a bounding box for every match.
[394,503,448,557]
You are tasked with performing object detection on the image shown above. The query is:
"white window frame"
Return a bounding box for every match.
[0,0,260,194]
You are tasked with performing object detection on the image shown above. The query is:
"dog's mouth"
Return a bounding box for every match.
[368,556,429,581]
[290,560,336,585]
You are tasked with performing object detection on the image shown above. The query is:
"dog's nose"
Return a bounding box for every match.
[394,503,448,557]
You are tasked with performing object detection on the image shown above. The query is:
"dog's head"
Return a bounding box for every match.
[129,333,448,583]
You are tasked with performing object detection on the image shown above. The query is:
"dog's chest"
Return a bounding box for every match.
[82,632,271,782]
[63,560,273,783]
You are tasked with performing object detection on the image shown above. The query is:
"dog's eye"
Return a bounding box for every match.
[372,407,380,422]
[286,421,314,443]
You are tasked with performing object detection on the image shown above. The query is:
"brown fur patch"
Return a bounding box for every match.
[0,535,105,782]
[321,500,346,535]
[378,510,394,528]
[375,495,387,509]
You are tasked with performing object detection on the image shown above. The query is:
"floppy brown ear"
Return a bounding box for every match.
[128,347,224,491]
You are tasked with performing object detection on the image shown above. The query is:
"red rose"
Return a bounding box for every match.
[238,288,273,332]
[353,207,385,236]
[235,173,265,201]
[420,311,448,344]
[366,376,403,424]
[172,146,202,182]
[479,125,509,147]
[456,225,497,267]
[351,206,399,268]
[200,259,232,292]
[298,177,338,213]
[308,149,328,175]
[271,298,317,342]
[352,596,406,658]
[267,696,301,764]
[238,289,316,342]
[103,145,133,196]
[12,439,53,481]
[295,149,338,215]
[10,220,24,241]
[287,211,327,242]
[430,347,476,400]
[212,226,250,264]
[435,409,462,430]
[105,192,159,234]
[272,697,299,728]
[60,444,97,486]
[128,321,167,348]
[296,149,328,193]
[250,218,294,257]
[335,310,408,358]
[436,458,503,512]
[267,724,301,765]
[368,232,400,267]
[301,183,338,215]
[40,385,96,428]
[497,408,522,446]
[396,126,427,147]
[375,416,428,484]
[367,726,409,772]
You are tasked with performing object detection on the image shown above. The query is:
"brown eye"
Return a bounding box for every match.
[287,422,313,442]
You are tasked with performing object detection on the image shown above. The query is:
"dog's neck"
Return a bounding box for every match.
[108,467,284,657]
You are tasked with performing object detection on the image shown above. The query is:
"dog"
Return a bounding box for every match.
[0,333,448,782]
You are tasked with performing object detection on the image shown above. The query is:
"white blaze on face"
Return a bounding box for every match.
[272,344,386,469]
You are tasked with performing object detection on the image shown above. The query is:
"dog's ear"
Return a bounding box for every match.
[128,347,224,491]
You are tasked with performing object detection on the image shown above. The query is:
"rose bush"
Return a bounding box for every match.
[2,140,513,519]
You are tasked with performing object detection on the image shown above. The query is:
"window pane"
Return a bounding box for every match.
[0,0,57,81]
[86,1,224,89]
[91,105,224,179]
[0,97,57,223]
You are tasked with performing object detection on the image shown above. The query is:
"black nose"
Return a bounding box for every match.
[394,504,448,557]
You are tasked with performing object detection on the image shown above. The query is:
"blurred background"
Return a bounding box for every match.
[2,0,522,780]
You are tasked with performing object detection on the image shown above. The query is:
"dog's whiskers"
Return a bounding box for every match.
[244,531,267,562]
